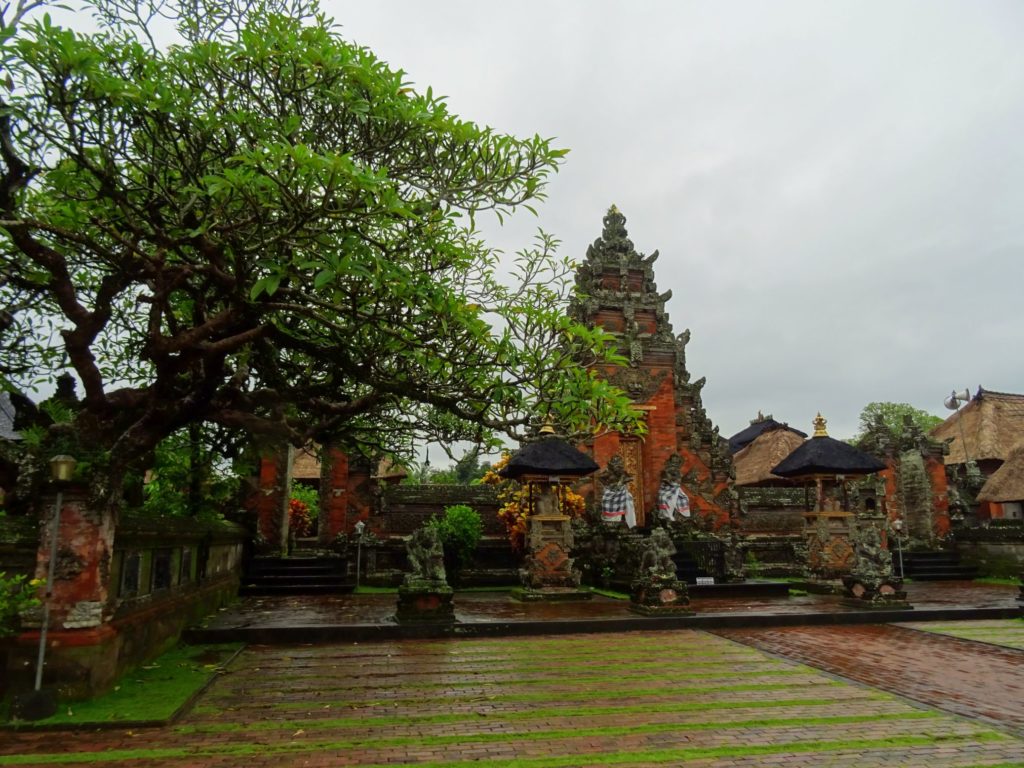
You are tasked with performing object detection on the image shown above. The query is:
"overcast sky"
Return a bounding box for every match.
[328,0,1024,440]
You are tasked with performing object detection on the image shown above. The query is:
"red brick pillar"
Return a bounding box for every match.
[33,486,115,631]
[255,447,291,552]
[319,447,349,544]
[926,456,952,537]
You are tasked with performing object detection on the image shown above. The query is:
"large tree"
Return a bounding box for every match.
[0,0,640,503]
[855,401,944,444]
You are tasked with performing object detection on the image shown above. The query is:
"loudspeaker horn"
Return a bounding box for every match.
[943,388,971,410]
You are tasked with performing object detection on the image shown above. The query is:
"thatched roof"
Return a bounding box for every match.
[291,446,321,480]
[728,413,806,454]
[931,388,1024,465]
[499,437,599,479]
[977,441,1024,502]
[733,427,806,487]
[373,458,409,481]
[771,414,886,478]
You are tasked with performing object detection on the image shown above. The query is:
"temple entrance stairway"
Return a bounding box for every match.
[897,550,978,581]
[241,539,352,595]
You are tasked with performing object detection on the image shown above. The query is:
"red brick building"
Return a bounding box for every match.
[570,207,734,528]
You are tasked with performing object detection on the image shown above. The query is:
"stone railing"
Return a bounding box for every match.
[111,513,247,614]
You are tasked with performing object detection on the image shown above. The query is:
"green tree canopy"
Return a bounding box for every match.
[0,0,641,503]
[856,401,944,444]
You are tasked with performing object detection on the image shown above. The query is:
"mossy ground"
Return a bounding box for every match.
[2,643,242,728]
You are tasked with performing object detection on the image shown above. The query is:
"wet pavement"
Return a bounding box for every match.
[6,629,1024,767]
[192,581,1021,638]
[717,622,1024,737]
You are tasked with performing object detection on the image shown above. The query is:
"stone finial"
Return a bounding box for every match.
[813,413,828,437]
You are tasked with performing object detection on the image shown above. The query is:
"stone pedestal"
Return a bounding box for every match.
[395,583,455,625]
[804,510,854,581]
[629,576,692,615]
[514,513,591,601]
[841,576,911,610]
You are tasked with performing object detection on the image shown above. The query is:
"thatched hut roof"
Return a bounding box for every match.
[291,446,321,480]
[977,441,1024,502]
[930,388,1024,465]
[771,414,886,479]
[733,427,806,487]
[499,437,599,480]
[728,412,806,454]
[373,458,409,481]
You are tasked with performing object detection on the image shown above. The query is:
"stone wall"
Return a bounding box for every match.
[0,514,38,578]
[955,524,1024,578]
[377,484,502,536]
[2,504,245,701]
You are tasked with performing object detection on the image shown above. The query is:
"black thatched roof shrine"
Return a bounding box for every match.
[728,412,807,454]
[770,414,886,478]
[499,436,599,480]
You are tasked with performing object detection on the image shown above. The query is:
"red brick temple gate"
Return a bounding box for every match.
[570,207,735,529]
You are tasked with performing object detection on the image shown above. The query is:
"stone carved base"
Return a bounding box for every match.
[629,577,692,616]
[511,586,593,602]
[520,514,584,592]
[395,585,455,625]
[841,576,911,610]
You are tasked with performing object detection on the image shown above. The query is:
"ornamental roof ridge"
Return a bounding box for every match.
[584,205,654,269]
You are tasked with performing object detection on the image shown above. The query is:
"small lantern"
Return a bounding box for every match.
[49,455,77,483]
[354,520,366,537]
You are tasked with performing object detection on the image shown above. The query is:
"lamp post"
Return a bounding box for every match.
[354,520,366,592]
[34,454,76,692]
[892,517,905,579]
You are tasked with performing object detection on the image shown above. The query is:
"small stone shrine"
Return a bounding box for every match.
[630,528,692,615]
[500,424,599,601]
[570,206,734,529]
[842,511,910,609]
[771,414,887,584]
[395,524,455,624]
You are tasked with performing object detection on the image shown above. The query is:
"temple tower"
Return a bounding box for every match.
[570,206,734,528]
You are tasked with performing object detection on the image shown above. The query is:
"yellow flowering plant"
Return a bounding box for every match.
[482,453,587,551]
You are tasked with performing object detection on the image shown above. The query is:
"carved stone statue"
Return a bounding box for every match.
[629,528,691,615]
[841,518,908,608]
[600,455,636,528]
[850,523,893,584]
[638,528,677,579]
[655,454,690,523]
[404,525,447,587]
[396,523,455,624]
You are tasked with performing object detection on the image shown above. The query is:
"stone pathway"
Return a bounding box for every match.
[4,629,1024,767]
[899,618,1024,650]
[716,623,1024,737]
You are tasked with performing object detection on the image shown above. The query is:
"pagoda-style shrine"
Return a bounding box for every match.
[570,207,734,529]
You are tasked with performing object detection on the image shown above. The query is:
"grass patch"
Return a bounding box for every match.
[0,730,1004,765]
[973,577,1021,587]
[2,643,241,728]
[590,587,629,600]
[353,585,398,594]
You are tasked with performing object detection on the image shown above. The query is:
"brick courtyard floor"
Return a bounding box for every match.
[4,627,1024,767]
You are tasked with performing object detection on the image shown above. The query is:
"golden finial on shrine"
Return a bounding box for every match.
[538,415,556,435]
[813,413,828,437]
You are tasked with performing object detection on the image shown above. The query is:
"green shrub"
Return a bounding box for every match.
[428,505,483,581]
[0,572,42,637]
[289,484,321,522]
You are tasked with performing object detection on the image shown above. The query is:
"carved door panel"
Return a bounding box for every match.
[619,440,645,527]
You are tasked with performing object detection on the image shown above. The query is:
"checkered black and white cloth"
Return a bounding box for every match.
[656,481,690,522]
[601,485,636,528]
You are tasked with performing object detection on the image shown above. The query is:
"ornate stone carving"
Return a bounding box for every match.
[605,367,667,402]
